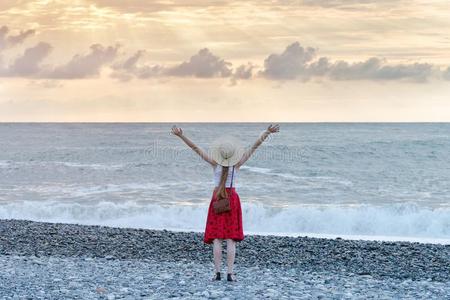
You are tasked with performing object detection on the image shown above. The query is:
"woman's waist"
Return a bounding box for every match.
[213,186,236,191]
[213,179,237,186]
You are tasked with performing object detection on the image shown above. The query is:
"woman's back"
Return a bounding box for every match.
[213,165,238,188]
[171,123,279,281]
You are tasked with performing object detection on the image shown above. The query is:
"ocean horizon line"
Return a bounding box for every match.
[1,121,450,124]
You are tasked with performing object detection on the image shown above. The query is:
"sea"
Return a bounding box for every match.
[1,123,449,244]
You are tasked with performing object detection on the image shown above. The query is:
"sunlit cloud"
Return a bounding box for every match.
[44,43,120,79]
[1,37,447,84]
[260,42,438,82]
[443,67,450,81]
[0,41,52,76]
[0,25,35,50]
[110,50,164,81]
[165,48,232,78]
[230,63,254,86]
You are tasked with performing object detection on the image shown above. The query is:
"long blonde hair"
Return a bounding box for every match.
[217,165,229,200]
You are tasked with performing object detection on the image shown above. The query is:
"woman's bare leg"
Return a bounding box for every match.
[213,239,223,273]
[226,239,236,274]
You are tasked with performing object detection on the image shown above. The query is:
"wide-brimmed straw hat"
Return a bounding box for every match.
[210,135,245,167]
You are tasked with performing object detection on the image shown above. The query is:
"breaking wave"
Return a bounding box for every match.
[1,200,449,244]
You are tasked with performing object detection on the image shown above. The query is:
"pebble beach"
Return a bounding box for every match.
[0,219,449,299]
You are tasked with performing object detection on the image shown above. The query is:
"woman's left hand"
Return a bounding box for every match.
[171,125,183,136]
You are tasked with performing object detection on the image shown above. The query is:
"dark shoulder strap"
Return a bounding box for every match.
[230,166,235,188]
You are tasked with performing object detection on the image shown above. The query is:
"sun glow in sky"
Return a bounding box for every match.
[0,0,450,121]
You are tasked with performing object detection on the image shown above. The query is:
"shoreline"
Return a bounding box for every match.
[194,229,450,245]
[3,217,449,246]
[1,219,449,299]
[1,219,449,281]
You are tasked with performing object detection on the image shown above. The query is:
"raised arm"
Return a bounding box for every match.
[235,124,280,168]
[171,125,217,167]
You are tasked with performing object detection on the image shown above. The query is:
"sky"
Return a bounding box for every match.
[0,0,450,122]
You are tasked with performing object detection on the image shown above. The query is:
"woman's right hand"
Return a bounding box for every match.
[266,124,280,134]
[171,125,183,137]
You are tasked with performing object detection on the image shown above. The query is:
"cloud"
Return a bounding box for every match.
[299,0,405,9]
[27,79,63,89]
[328,58,434,82]
[0,35,446,84]
[301,0,378,6]
[112,48,249,83]
[230,63,254,85]
[260,42,437,82]
[110,43,442,84]
[307,57,331,77]
[111,48,234,81]
[109,50,144,81]
[0,42,52,76]
[0,25,35,50]
[110,50,163,81]
[116,50,144,71]
[259,42,316,80]
[0,42,120,79]
[45,43,120,79]
[89,0,404,13]
[0,1,22,12]
[89,0,231,13]
[165,48,232,78]
[233,63,254,80]
[6,29,35,47]
[443,67,450,81]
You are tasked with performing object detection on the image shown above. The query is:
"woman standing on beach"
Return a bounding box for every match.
[171,124,280,282]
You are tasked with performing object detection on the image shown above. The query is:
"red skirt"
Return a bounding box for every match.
[203,187,244,244]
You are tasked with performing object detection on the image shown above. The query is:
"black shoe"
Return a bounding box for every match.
[212,272,221,281]
[227,273,237,282]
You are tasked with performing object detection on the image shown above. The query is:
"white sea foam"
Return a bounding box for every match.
[0,160,10,168]
[240,165,354,186]
[0,160,126,170]
[240,166,300,179]
[0,201,449,244]
[17,182,206,199]
[53,162,125,170]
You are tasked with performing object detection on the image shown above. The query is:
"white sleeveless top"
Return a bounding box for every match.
[213,165,238,188]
